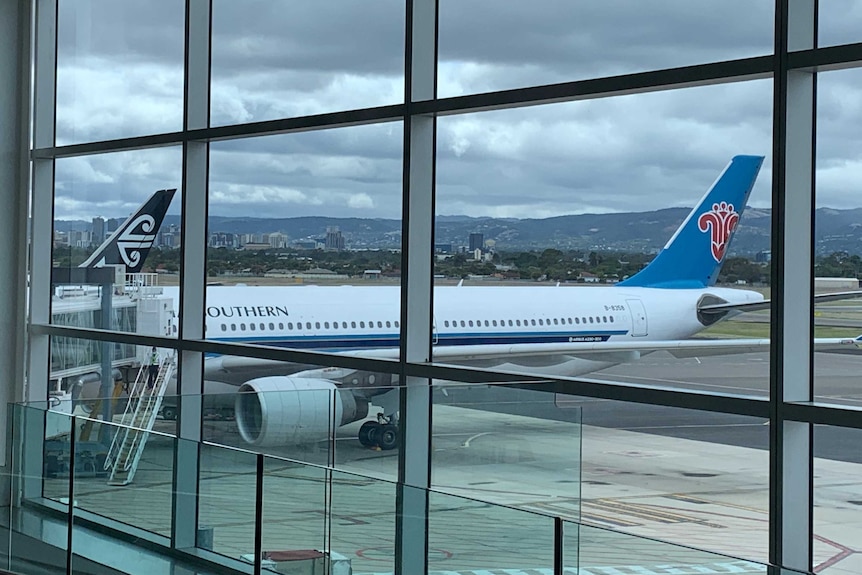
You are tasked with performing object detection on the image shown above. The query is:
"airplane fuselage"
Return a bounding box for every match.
[193,284,763,378]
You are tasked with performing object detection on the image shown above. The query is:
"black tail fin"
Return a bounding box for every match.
[79,189,176,274]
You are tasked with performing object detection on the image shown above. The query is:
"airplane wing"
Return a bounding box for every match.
[359,336,862,362]
[699,290,862,316]
[203,334,862,380]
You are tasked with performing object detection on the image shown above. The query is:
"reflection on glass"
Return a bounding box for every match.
[56,0,185,144]
[428,488,554,573]
[210,0,404,126]
[814,425,862,575]
[574,400,767,562]
[330,468,395,575]
[261,457,327,557]
[73,418,175,537]
[8,405,71,574]
[571,522,768,574]
[432,384,581,519]
[198,444,258,560]
[438,1,773,97]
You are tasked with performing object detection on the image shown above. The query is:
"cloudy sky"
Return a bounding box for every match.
[51,0,862,223]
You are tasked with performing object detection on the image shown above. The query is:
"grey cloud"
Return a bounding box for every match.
[438,0,774,94]
[211,0,404,76]
[57,0,185,65]
[49,1,862,223]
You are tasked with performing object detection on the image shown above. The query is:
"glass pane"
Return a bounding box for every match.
[572,399,766,562]
[211,0,404,126]
[198,444,259,561]
[72,417,175,537]
[438,1,773,98]
[814,425,862,575]
[333,384,403,482]
[52,147,182,338]
[261,456,327,561]
[8,405,71,574]
[431,383,581,519]
[56,0,185,145]
[572,522,768,574]
[819,0,862,47]
[428,487,554,572]
[47,335,178,441]
[814,68,862,406]
[435,81,773,396]
[329,468,395,575]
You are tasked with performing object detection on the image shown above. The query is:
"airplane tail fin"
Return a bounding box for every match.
[617,155,764,289]
[79,189,177,274]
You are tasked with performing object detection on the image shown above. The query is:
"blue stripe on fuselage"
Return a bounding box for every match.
[205,330,629,353]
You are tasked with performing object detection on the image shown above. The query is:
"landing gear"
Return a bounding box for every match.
[357,414,399,450]
[377,424,398,450]
[358,421,379,447]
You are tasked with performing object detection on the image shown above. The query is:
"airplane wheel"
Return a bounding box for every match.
[161,406,177,421]
[358,421,380,447]
[377,424,398,451]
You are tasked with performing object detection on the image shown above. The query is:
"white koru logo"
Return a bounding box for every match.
[118,214,157,269]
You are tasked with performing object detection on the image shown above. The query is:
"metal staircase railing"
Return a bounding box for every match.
[104,354,174,486]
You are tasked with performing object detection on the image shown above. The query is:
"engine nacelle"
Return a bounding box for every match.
[235,377,368,446]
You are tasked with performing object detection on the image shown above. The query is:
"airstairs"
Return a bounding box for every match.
[104,354,174,486]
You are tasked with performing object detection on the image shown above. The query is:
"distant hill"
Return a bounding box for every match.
[55,206,862,256]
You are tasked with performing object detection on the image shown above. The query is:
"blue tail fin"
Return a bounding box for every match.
[617,155,764,289]
[79,189,176,274]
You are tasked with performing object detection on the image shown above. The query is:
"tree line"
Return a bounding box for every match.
[52,245,862,285]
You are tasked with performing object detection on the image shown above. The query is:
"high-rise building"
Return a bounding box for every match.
[106,217,121,234]
[91,216,105,246]
[267,232,287,249]
[469,232,484,252]
[325,226,345,251]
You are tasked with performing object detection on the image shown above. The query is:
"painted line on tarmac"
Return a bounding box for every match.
[356,559,767,575]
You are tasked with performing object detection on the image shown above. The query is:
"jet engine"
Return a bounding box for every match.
[235,377,368,447]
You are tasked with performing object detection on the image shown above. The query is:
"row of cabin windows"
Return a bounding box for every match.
[217,320,402,333]
[442,316,615,329]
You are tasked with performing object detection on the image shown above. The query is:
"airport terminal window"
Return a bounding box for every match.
[27,3,854,572]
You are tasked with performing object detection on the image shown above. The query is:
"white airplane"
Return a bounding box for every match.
[104,157,862,450]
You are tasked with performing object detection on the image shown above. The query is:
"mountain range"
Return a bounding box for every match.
[56,207,862,256]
